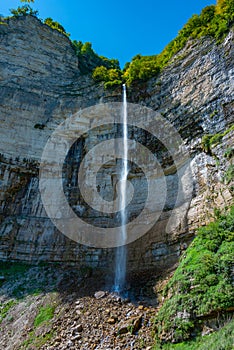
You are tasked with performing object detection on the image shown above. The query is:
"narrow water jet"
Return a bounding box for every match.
[113,83,128,293]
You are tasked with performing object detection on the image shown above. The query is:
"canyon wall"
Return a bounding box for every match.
[0,15,233,272]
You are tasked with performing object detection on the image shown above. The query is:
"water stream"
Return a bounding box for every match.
[113,84,128,292]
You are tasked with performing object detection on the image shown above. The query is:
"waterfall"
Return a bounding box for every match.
[114,84,128,292]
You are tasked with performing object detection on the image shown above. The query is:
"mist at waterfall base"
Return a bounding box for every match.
[113,84,128,293]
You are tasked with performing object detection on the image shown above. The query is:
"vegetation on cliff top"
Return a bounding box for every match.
[72,41,121,75]
[44,17,70,37]
[4,0,234,87]
[123,0,234,85]
[7,1,121,76]
[10,4,38,18]
[153,206,234,345]
[94,0,234,86]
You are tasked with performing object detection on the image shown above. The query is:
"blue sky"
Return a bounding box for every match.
[1,0,215,67]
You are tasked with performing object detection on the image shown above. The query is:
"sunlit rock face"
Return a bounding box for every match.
[0,16,233,271]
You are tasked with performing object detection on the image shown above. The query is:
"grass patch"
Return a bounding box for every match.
[0,262,51,298]
[223,165,234,185]
[20,330,54,349]
[0,262,30,278]
[154,206,234,344]
[153,318,234,349]
[0,299,17,323]
[20,304,56,349]
[34,305,55,327]
[201,124,234,153]
[0,261,34,298]
[224,147,234,159]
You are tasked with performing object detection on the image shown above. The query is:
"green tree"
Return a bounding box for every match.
[72,40,83,55]
[92,66,109,82]
[99,56,119,69]
[92,65,122,89]
[107,68,122,81]
[124,0,233,84]
[81,42,93,55]
[44,17,70,37]
[124,55,160,84]
[216,0,228,14]
[10,5,38,17]
[200,5,216,24]
[72,40,120,74]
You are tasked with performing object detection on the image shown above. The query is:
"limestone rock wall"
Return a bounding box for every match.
[132,29,234,244]
[0,15,233,272]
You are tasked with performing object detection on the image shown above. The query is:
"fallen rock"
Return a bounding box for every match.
[94,291,106,299]
[72,334,82,341]
[73,324,83,333]
[107,317,116,324]
[118,315,142,334]
[202,325,214,336]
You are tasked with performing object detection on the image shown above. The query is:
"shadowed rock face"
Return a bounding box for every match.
[0,16,233,271]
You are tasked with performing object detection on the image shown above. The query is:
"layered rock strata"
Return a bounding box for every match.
[0,16,233,272]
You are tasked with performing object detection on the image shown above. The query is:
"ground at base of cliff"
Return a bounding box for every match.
[1,262,233,350]
[0,262,166,350]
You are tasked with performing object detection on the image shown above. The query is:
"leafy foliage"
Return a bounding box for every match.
[154,207,234,344]
[153,318,234,349]
[72,40,120,75]
[92,65,122,89]
[21,330,54,349]
[10,5,38,17]
[44,17,70,37]
[0,261,30,281]
[123,54,160,84]
[0,300,17,323]
[34,305,55,327]
[124,0,234,84]
[201,124,234,153]
[7,0,234,87]
[224,165,234,184]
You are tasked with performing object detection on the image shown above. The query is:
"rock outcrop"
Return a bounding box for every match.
[0,15,233,272]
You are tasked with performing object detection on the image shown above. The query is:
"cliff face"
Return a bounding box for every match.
[131,30,234,236]
[0,15,233,271]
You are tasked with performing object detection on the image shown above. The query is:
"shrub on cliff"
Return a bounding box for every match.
[44,17,70,37]
[201,124,234,153]
[72,40,120,75]
[154,206,234,344]
[123,54,160,84]
[10,5,38,17]
[92,65,122,89]
[124,0,234,84]
[8,0,233,86]
[153,318,234,350]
